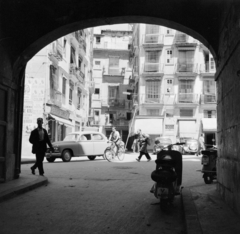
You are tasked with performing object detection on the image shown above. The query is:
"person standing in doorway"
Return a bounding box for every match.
[29,118,54,176]
[198,133,205,156]
[136,133,152,162]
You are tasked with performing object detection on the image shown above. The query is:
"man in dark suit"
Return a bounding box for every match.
[29,118,54,176]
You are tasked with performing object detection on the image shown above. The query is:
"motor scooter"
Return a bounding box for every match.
[200,145,217,184]
[150,142,184,209]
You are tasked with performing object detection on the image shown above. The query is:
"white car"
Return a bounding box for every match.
[45,131,110,162]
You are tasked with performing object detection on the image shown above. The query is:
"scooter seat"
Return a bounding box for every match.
[151,169,177,183]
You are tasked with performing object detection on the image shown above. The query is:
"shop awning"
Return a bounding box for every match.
[134,118,163,135]
[49,114,74,127]
[202,118,217,132]
[179,120,196,138]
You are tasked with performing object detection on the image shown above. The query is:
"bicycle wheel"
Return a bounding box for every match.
[104,149,115,162]
[117,147,125,161]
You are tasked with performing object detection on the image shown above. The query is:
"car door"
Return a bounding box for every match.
[77,133,94,156]
[92,133,108,155]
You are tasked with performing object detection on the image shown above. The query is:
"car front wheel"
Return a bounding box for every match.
[62,150,72,162]
[88,156,96,160]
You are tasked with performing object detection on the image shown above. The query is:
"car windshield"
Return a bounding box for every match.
[63,134,79,141]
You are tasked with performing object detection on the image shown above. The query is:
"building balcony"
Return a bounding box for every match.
[176,93,199,104]
[48,42,63,62]
[199,63,216,74]
[175,33,198,47]
[142,63,164,76]
[105,67,125,76]
[175,63,198,74]
[101,98,132,109]
[140,94,164,105]
[142,34,164,50]
[201,94,216,104]
[69,63,85,84]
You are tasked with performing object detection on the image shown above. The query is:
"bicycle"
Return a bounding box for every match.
[104,140,125,162]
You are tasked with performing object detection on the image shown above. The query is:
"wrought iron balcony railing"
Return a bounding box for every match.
[201,94,216,104]
[199,63,216,73]
[143,34,164,44]
[143,63,164,73]
[140,94,164,104]
[176,63,198,73]
[177,93,199,104]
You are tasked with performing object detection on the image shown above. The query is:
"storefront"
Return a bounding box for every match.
[178,120,197,140]
[48,106,74,142]
[134,118,163,149]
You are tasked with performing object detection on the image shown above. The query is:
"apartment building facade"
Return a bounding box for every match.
[91,25,133,143]
[129,24,217,148]
[22,29,94,156]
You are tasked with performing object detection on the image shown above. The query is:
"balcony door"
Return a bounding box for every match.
[145,51,160,72]
[108,86,119,106]
[203,80,216,103]
[145,80,161,103]
[178,50,194,72]
[179,80,194,103]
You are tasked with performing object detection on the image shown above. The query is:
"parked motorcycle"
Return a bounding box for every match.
[201,145,217,184]
[150,142,184,209]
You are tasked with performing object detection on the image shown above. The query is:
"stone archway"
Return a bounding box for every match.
[1,0,240,214]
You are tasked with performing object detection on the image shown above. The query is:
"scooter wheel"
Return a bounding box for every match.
[204,175,213,184]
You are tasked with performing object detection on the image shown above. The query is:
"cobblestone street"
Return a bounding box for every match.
[0,154,186,234]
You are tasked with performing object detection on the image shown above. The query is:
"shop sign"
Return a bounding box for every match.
[50,105,69,119]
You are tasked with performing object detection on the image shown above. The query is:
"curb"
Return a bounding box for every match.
[0,176,48,203]
[21,160,35,165]
[181,188,203,234]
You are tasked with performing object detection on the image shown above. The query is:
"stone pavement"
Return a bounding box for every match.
[1,157,240,233]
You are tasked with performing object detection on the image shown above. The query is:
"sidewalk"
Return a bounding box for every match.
[182,183,240,234]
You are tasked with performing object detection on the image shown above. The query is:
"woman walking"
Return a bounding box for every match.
[136,133,152,162]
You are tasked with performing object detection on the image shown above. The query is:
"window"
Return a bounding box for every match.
[127,112,131,120]
[204,110,216,118]
[63,38,67,56]
[92,134,103,140]
[78,58,82,69]
[147,109,159,116]
[146,51,159,63]
[210,57,215,70]
[62,77,66,96]
[109,87,118,99]
[146,80,160,99]
[166,50,173,64]
[178,51,194,72]
[77,88,81,109]
[96,37,101,44]
[179,80,193,93]
[165,125,174,130]
[70,46,76,64]
[203,80,216,94]
[80,134,91,141]
[94,110,100,124]
[69,88,73,105]
[180,109,193,117]
[95,61,101,66]
[94,88,100,94]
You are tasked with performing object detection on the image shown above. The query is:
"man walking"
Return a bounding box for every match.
[29,117,54,176]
